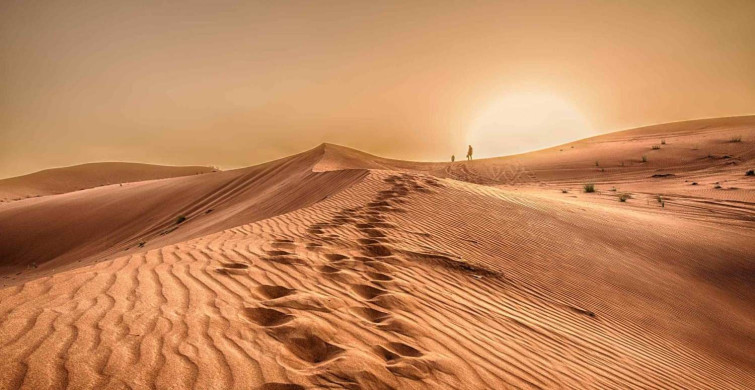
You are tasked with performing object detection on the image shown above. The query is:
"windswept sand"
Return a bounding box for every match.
[1,117,753,389]
[0,162,216,202]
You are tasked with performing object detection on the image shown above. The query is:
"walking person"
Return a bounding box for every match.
[451,155,455,162]
[466,145,473,161]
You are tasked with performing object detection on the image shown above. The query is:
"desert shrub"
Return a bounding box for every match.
[610,186,617,192]
[652,145,661,150]
[714,184,722,189]
[561,189,568,193]
[584,183,595,193]
[746,169,754,176]
[661,139,666,145]
[618,193,631,202]
[641,155,648,162]
[595,161,599,167]
[730,135,742,143]
[176,215,187,225]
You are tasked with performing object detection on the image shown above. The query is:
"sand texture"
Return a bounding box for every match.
[1,117,753,389]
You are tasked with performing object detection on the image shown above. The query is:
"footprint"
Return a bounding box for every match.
[385,342,423,357]
[330,217,356,225]
[388,362,430,380]
[257,285,296,299]
[272,239,296,249]
[324,253,348,262]
[370,293,415,310]
[215,263,249,276]
[357,238,380,245]
[351,284,388,300]
[351,306,391,323]
[284,334,345,364]
[412,185,432,194]
[367,271,393,281]
[266,250,292,256]
[316,265,340,274]
[570,306,596,318]
[243,307,294,326]
[264,293,340,313]
[362,261,399,273]
[258,384,305,390]
[373,345,401,362]
[361,244,392,257]
[222,262,249,269]
[372,222,396,229]
[376,317,420,336]
[263,255,306,265]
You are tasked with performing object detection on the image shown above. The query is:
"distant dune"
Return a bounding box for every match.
[0,116,753,389]
[0,162,216,202]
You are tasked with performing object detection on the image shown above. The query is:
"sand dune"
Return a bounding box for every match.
[1,117,754,389]
[0,162,216,202]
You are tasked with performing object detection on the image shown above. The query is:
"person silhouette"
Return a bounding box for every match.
[451,155,455,162]
[466,145,473,161]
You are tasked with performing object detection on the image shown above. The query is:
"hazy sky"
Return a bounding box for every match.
[2,0,754,178]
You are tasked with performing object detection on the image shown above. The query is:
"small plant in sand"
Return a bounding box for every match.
[561,189,569,193]
[618,193,631,202]
[610,186,617,192]
[729,135,742,143]
[746,169,754,176]
[714,184,722,189]
[176,215,187,224]
[595,161,599,167]
[651,145,661,150]
[641,155,648,162]
[620,161,625,167]
[583,183,595,193]
[661,139,666,145]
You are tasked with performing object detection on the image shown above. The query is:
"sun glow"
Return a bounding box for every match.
[466,92,593,159]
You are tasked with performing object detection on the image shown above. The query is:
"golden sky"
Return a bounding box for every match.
[2,0,754,178]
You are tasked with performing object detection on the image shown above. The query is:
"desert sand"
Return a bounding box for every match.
[0,162,215,202]
[0,116,753,389]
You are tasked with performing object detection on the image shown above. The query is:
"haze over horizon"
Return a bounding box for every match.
[2,0,754,178]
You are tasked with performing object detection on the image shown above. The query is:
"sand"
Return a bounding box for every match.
[0,116,753,389]
[0,162,216,202]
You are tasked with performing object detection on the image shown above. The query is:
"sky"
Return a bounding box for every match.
[1,0,754,178]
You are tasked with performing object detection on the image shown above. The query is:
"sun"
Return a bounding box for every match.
[466,92,593,159]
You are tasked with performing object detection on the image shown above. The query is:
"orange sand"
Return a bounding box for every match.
[1,116,753,389]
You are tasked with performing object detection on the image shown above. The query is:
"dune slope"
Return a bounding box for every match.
[0,146,367,275]
[0,117,754,389]
[0,162,216,202]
